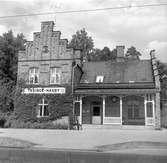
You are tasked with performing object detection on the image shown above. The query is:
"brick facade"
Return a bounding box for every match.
[17,21,161,129]
[18,21,81,85]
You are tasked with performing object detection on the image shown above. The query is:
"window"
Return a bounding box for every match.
[42,45,49,53]
[29,68,39,84]
[146,102,153,117]
[96,76,104,83]
[50,68,61,84]
[129,81,135,83]
[93,106,100,116]
[37,98,49,117]
[128,105,139,119]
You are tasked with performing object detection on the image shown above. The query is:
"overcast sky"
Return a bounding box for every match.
[0,0,167,62]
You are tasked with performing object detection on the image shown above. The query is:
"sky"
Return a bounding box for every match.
[0,0,167,62]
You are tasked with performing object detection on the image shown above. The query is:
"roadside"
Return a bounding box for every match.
[0,128,167,154]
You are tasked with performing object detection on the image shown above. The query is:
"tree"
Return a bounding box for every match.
[68,28,94,61]
[89,48,101,61]
[125,46,142,60]
[157,61,167,100]
[89,47,117,61]
[0,31,25,83]
[0,30,26,112]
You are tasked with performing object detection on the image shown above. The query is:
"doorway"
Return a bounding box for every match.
[92,104,101,124]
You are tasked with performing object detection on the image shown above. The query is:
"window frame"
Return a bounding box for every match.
[50,67,61,84]
[96,75,104,83]
[37,98,49,117]
[29,67,39,84]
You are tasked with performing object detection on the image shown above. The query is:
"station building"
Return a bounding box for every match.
[17,21,161,129]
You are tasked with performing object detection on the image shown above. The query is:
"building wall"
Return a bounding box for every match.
[18,21,81,85]
[161,100,167,127]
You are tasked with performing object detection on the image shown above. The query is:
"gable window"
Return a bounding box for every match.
[96,76,104,83]
[29,68,39,84]
[50,67,61,84]
[37,98,49,117]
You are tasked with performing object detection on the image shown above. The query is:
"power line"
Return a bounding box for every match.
[0,3,167,19]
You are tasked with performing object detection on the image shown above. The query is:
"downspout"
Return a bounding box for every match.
[72,63,77,116]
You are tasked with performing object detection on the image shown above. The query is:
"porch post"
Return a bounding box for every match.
[79,96,82,124]
[152,98,155,127]
[103,96,105,124]
[120,96,122,125]
[144,95,147,126]
[155,92,161,129]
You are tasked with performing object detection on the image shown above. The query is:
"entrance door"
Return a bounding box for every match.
[92,105,101,124]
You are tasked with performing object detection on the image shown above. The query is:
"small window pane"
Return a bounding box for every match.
[147,102,153,117]
[44,106,49,116]
[93,106,100,116]
[29,68,39,84]
[34,75,38,83]
[40,106,43,116]
[50,68,61,84]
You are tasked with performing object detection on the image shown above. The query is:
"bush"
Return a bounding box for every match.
[4,119,68,129]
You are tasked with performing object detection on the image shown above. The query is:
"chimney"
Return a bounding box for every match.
[116,45,125,62]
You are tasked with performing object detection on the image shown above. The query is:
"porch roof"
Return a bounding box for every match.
[77,82,155,89]
[74,88,158,95]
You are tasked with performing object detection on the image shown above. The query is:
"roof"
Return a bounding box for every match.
[80,60,154,84]
[75,88,158,95]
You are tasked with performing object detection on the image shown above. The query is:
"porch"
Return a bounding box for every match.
[74,94,155,127]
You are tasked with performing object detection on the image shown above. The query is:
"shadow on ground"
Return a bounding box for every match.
[0,137,37,148]
[96,141,167,151]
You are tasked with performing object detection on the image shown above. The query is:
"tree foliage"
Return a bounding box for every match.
[125,46,142,60]
[89,47,117,61]
[157,61,167,100]
[68,28,94,60]
[0,30,26,112]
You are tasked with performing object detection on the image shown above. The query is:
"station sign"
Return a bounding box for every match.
[22,87,65,94]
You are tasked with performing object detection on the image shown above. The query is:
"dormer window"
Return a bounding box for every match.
[96,76,104,83]
[129,81,135,83]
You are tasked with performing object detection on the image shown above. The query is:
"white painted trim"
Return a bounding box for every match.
[144,95,147,126]
[152,99,155,127]
[120,96,122,125]
[145,94,155,126]
[79,96,82,124]
[103,123,121,125]
[103,117,122,125]
[103,96,105,125]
